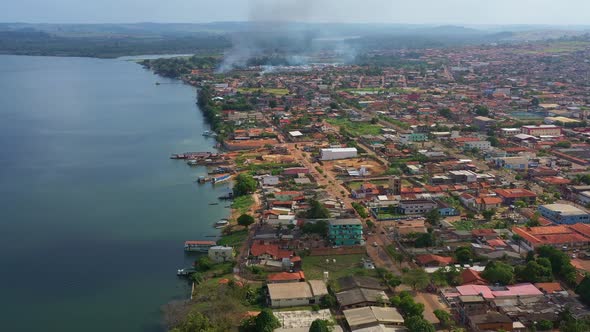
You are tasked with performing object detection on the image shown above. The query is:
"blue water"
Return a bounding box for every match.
[0,55,230,332]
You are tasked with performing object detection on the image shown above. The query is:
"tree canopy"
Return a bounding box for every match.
[481,261,514,285]
[405,316,435,332]
[306,199,331,219]
[309,319,333,332]
[391,291,425,318]
[237,214,255,228]
[233,173,257,197]
[402,269,430,291]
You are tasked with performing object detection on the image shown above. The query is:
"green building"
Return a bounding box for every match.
[329,219,364,246]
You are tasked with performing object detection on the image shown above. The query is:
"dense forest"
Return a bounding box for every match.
[0,30,230,58]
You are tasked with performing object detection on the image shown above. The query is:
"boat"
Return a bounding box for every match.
[184,240,216,252]
[202,130,217,137]
[155,82,161,85]
[214,219,229,228]
[177,267,196,276]
[209,202,219,205]
[212,174,232,184]
[197,176,212,183]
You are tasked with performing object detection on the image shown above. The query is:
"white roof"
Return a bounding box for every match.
[321,147,358,153]
[289,131,303,137]
[377,195,389,201]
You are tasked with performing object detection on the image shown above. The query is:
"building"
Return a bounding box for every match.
[337,276,387,292]
[499,128,522,137]
[473,116,496,130]
[521,125,562,137]
[511,225,590,250]
[261,175,280,186]
[398,199,437,215]
[343,306,404,330]
[267,271,306,284]
[336,288,388,309]
[415,254,454,267]
[538,204,590,225]
[329,219,364,246]
[389,176,402,195]
[267,280,328,308]
[320,147,358,161]
[494,188,537,205]
[208,246,234,263]
[494,156,529,170]
[469,312,513,332]
[399,132,428,144]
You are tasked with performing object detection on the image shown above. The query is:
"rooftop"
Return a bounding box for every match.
[541,204,588,216]
[343,306,404,327]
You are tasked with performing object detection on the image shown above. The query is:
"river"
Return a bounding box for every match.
[0,55,230,332]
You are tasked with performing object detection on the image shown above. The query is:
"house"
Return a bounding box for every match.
[474,196,502,211]
[267,280,328,308]
[457,295,488,324]
[415,254,454,267]
[469,312,513,332]
[343,306,404,330]
[337,276,387,292]
[534,282,563,294]
[320,147,358,161]
[436,200,460,216]
[208,246,234,263]
[521,125,562,137]
[329,219,364,246]
[398,199,437,215]
[538,204,590,225]
[336,288,389,309]
[250,241,294,260]
[460,269,487,285]
[473,116,496,130]
[399,132,428,144]
[267,271,306,284]
[494,188,537,205]
[495,156,529,170]
[261,175,280,186]
[512,225,590,250]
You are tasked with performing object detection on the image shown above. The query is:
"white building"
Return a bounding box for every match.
[464,140,492,151]
[268,280,328,308]
[208,246,234,263]
[320,147,358,161]
[262,175,280,186]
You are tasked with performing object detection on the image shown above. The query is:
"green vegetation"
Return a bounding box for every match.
[237,214,255,228]
[390,291,425,317]
[231,195,255,215]
[301,220,328,237]
[326,117,382,136]
[377,115,411,129]
[376,267,402,289]
[481,261,514,285]
[218,230,248,249]
[454,246,474,264]
[402,269,430,291]
[302,254,375,280]
[515,257,553,283]
[233,173,257,197]
[142,55,220,77]
[351,202,369,218]
[237,87,290,96]
[405,316,435,332]
[306,199,331,219]
[239,309,281,332]
[537,245,577,286]
[434,309,454,329]
[309,319,333,332]
[414,232,435,248]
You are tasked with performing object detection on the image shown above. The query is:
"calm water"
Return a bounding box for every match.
[0,55,230,332]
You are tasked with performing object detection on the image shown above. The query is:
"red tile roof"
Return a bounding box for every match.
[415,254,454,266]
[461,269,487,285]
[250,242,293,259]
[267,271,305,282]
[534,282,563,294]
[495,188,537,199]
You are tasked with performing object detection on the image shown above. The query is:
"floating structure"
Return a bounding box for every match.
[212,174,232,184]
[214,219,229,228]
[184,240,216,252]
[177,267,196,276]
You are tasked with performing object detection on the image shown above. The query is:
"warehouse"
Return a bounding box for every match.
[320,147,358,161]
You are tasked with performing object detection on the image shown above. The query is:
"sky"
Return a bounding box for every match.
[2,0,590,26]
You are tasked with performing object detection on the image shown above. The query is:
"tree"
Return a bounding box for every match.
[474,105,489,116]
[555,141,572,148]
[487,136,500,147]
[438,108,452,119]
[237,214,255,228]
[515,258,553,283]
[302,220,328,236]
[402,269,430,291]
[536,320,553,331]
[434,309,454,329]
[253,309,281,332]
[178,311,216,332]
[455,246,473,264]
[481,261,514,285]
[575,276,590,305]
[391,291,425,318]
[526,212,541,227]
[233,173,257,197]
[309,319,332,332]
[405,316,435,332]
[414,232,435,248]
[306,199,331,219]
[482,209,496,222]
[425,209,441,226]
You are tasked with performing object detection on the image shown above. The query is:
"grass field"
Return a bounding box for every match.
[520,41,590,54]
[326,118,382,136]
[218,229,248,249]
[302,254,377,281]
[237,87,290,95]
[231,195,254,215]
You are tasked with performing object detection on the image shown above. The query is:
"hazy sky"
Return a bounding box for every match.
[2,0,590,25]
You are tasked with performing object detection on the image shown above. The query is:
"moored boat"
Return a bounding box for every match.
[212,174,232,184]
[184,240,216,252]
